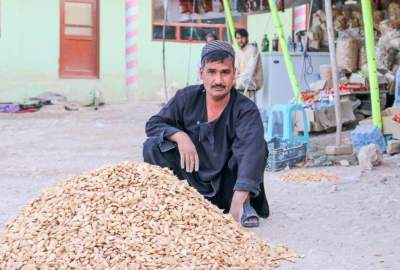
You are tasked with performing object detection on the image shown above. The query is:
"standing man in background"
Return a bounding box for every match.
[235,29,264,101]
[205,32,218,43]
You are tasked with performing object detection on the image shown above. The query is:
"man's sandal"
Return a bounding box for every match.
[240,200,260,228]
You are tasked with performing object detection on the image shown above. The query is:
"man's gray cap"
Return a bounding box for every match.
[201,40,235,63]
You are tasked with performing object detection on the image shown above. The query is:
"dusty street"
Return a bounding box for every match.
[1,102,399,270]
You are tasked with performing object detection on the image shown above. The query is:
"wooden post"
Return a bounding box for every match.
[324,0,353,156]
[324,0,342,146]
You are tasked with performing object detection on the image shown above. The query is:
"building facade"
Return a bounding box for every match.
[0,0,126,104]
[0,0,293,104]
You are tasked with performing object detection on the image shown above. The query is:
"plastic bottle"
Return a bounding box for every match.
[272,35,279,52]
[295,34,304,52]
[261,34,270,52]
[287,36,293,52]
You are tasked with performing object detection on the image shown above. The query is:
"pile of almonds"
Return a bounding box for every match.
[281,171,339,184]
[0,162,297,269]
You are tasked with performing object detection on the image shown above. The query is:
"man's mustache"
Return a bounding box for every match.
[211,84,226,89]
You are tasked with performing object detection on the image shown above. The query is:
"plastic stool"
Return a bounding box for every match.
[266,104,309,146]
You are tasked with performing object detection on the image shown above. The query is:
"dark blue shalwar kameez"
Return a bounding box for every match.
[143,85,269,218]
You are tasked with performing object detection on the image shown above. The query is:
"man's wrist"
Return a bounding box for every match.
[168,131,186,143]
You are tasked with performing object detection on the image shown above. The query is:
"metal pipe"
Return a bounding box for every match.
[222,0,238,48]
[125,0,138,92]
[361,0,382,129]
[268,0,302,103]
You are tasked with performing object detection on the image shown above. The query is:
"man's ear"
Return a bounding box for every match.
[232,67,237,85]
[199,67,204,80]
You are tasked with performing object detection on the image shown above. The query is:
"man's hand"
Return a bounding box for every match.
[168,131,199,173]
[229,191,249,222]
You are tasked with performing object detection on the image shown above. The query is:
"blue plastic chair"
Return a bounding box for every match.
[266,104,309,146]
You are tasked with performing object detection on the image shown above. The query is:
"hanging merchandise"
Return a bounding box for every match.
[373,0,383,11]
[215,0,225,12]
[203,0,225,12]
[313,9,327,26]
[336,36,359,72]
[358,44,368,70]
[334,12,348,31]
[307,25,323,50]
[373,10,385,30]
[178,0,190,13]
[179,0,199,14]
[376,20,400,72]
[388,2,400,21]
[239,0,270,13]
[278,0,285,12]
[308,9,328,50]
[203,0,213,12]
[348,11,362,28]
[167,0,311,22]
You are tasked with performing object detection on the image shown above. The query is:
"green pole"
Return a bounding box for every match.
[222,0,238,48]
[268,0,302,103]
[361,0,382,129]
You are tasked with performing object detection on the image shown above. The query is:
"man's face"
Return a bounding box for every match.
[200,58,235,100]
[236,34,248,49]
[206,36,216,43]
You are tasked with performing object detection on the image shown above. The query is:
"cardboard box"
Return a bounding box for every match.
[349,74,366,85]
[360,107,400,139]
[295,100,356,132]
[387,140,400,155]
[310,80,327,91]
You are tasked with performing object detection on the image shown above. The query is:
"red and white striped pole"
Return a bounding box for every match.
[125,0,138,92]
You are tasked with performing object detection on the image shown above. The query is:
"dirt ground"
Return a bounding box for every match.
[1,102,399,270]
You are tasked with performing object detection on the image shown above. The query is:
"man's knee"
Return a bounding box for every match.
[143,137,160,164]
[143,137,179,169]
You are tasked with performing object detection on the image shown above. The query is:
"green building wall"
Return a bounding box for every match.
[0,0,126,104]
